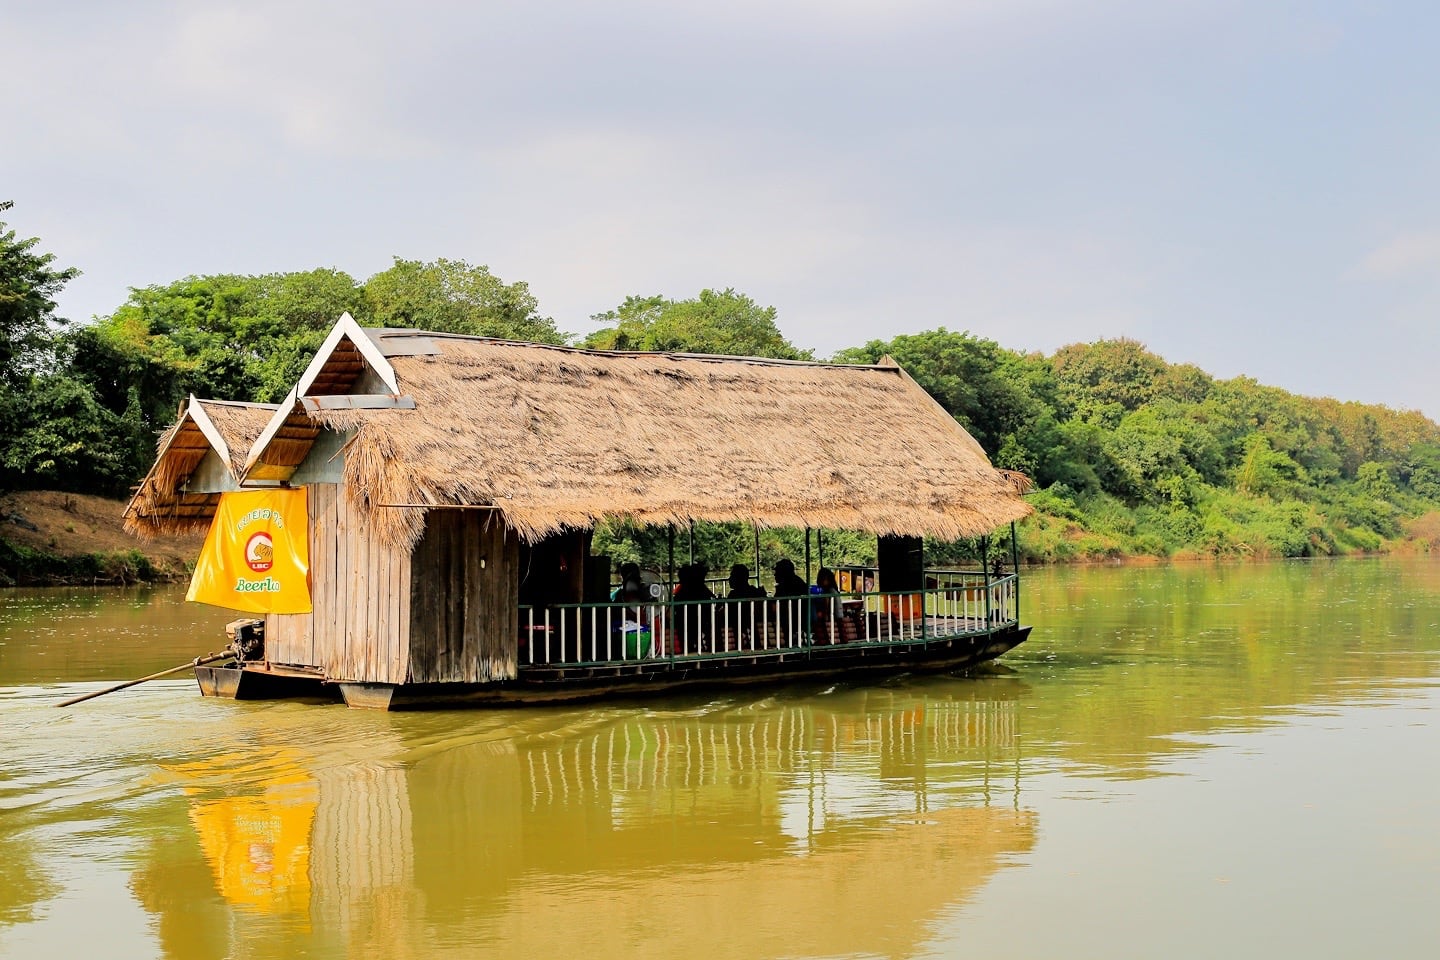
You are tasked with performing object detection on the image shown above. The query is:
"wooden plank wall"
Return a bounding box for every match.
[265,611,313,666]
[265,486,319,668]
[267,483,411,684]
[407,512,518,683]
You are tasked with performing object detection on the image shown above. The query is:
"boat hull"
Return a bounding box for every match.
[194,663,339,702]
[196,624,1031,710]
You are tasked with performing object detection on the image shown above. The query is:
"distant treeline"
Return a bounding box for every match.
[4,202,1439,565]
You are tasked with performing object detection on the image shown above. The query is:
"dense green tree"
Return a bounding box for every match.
[1158,362,1215,405]
[0,201,79,386]
[835,330,1096,491]
[1355,461,1398,500]
[0,204,140,496]
[1197,379,1340,482]
[583,289,809,359]
[1,375,141,495]
[84,269,366,417]
[364,258,564,344]
[1102,401,1225,505]
[1050,338,1169,424]
[1399,443,1440,499]
[835,329,1030,453]
[1234,434,1306,499]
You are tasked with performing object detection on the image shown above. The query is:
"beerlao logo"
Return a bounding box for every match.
[245,532,275,573]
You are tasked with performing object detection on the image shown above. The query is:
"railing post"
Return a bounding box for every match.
[524,607,533,665]
[1010,520,1020,625]
[662,603,672,665]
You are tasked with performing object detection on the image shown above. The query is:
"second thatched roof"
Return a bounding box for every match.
[124,397,281,537]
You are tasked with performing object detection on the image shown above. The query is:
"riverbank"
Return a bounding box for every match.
[3,488,1436,588]
[0,491,203,586]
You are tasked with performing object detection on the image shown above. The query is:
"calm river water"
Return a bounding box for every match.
[2,557,1437,959]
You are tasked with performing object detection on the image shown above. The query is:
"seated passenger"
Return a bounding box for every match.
[772,559,810,645]
[727,564,767,600]
[812,567,842,643]
[673,563,715,651]
[607,562,653,657]
[726,563,768,644]
[614,562,648,604]
[772,558,809,598]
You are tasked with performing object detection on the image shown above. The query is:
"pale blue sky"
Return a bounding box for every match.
[5,1,1439,417]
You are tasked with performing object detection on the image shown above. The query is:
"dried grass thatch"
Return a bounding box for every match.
[199,400,276,475]
[123,398,280,537]
[308,337,1033,549]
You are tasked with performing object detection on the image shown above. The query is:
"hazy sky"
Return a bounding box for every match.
[6,1,1439,417]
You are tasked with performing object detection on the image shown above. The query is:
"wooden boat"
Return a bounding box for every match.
[127,314,1034,710]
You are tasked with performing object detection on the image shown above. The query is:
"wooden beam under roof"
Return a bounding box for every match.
[301,395,416,411]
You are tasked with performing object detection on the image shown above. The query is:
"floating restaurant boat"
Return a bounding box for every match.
[124,313,1034,709]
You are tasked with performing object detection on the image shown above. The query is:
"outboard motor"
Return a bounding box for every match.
[224,618,266,662]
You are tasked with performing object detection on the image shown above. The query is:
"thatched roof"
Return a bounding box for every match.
[123,397,281,537]
[236,315,1032,549]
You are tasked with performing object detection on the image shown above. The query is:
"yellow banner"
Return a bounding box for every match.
[187,488,311,614]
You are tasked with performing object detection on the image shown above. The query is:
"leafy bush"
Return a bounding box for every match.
[0,538,166,586]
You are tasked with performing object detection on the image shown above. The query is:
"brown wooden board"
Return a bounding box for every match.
[407,512,519,683]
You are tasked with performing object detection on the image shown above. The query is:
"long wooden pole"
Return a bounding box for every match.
[53,652,232,708]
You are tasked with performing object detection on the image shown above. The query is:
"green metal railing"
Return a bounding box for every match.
[519,573,1019,668]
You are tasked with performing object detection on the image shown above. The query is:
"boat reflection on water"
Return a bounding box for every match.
[139,680,1037,959]
[185,755,317,921]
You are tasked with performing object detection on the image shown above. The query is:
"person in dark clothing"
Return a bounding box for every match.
[674,563,715,601]
[812,567,842,643]
[772,559,810,646]
[673,563,715,651]
[772,559,808,598]
[613,562,648,603]
[726,563,768,646]
[727,564,767,600]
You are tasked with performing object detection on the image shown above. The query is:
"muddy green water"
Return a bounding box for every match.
[2,558,1437,959]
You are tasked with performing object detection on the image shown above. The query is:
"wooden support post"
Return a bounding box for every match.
[804,527,812,585]
[753,526,761,587]
[919,536,926,642]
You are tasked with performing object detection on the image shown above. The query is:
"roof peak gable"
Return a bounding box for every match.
[297,312,400,397]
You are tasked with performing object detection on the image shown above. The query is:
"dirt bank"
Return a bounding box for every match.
[0,490,205,585]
